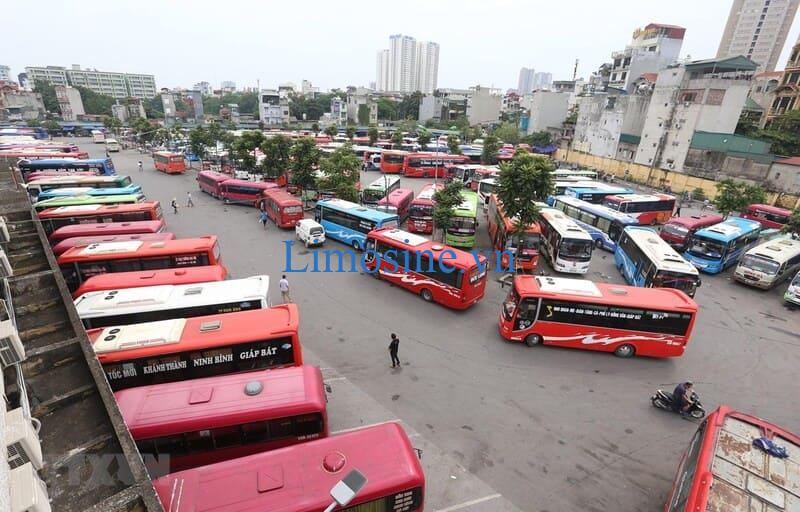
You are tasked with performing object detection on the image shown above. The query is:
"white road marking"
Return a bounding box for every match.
[323,376,347,382]
[330,419,400,435]
[433,494,503,512]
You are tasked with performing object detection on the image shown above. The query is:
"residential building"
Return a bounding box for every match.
[744,71,783,125]
[161,91,177,127]
[346,87,378,125]
[111,102,129,124]
[193,81,212,95]
[278,83,296,100]
[419,86,502,125]
[0,65,9,81]
[25,64,156,98]
[767,35,800,122]
[330,96,347,126]
[533,72,553,90]
[54,85,85,121]
[0,86,45,121]
[608,23,686,93]
[519,91,570,135]
[716,0,800,72]
[127,98,146,120]
[518,67,535,95]
[466,86,502,125]
[221,81,236,93]
[187,90,204,120]
[633,56,757,173]
[416,41,440,95]
[572,92,653,161]
[258,89,288,126]
[376,49,390,92]
[25,66,68,86]
[301,80,320,98]
[375,34,439,93]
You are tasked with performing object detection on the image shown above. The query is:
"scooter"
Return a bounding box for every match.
[651,389,706,419]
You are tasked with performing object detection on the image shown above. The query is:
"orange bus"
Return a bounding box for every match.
[58,236,221,292]
[38,202,164,235]
[487,194,541,271]
[153,151,187,174]
[87,305,302,390]
[48,219,167,245]
[257,188,304,228]
[379,150,409,174]
[402,153,470,178]
[72,265,228,299]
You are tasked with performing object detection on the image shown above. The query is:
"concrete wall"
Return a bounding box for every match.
[522,91,569,134]
[572,94,649,158]
[767,162,800,194]
[466,87,501,125]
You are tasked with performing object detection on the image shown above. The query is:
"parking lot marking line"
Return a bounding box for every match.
[433,494,502,512]
[324,376,347,383]
[330,420,399,435]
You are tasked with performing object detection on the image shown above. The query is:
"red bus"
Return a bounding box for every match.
[365,228,488,309]
[58,236,221,292]
[38,202,164,235]
[25,170,95,182]
[664,405,799,512]
[487,195,541,272]
[196,170,230,199]
[407,183,443,234]
[72,265,228,299]
[601,193,676,225]
[152,422,424,512]
[0,142,80,152]
[402,153,470,178]
[659,214,724,250]
[53,233,175,257]
[499,275,698,358]
[377,188,414,223]
[87,305,302,390]
[0,150,89,161]
[116,365,328,476]
[257,189,304,228]
[48,219,167,245]
[219,179,278,206]
[379,150,409,174]
[153,151,187,174]
[741,203,792,229]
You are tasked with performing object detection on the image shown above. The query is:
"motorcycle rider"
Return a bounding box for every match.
[672,381,695,416]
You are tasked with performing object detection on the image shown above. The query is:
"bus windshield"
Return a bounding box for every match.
[449,216,476,234]
[654,270,701,293]
[687,236,726,260]
[409,204,433,218]
[363,189,385,203]
[559,238,593,260]
[504,232,540,250]
[662,223,689,238]
[739,254,780,275]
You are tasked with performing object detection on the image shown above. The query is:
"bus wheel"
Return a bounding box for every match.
[223,197,230,205]
[352,240,361,251]
[420,288,433,302]
[649,219,657,226]
[595,238,604,249]
[614,344,635,358]
[524,334,542,347]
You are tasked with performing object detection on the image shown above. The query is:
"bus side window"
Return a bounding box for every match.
[515,299,538,330]
[668,421,706,511]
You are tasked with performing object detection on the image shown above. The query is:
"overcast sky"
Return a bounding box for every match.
[5,0,799,92]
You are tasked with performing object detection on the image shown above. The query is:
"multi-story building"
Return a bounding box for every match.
[161,91,177,127]
[517,67,535,95]
[518,91,570,136]
[346,87,378,125]
[25,64,156,98]
[416,41,440,95]
[24,66,69,86]
[767,35,800,123]
[572,91,652,161]
[258,89,289,126]
[0,87,45,121]
[193,81,212,95]
[187,90,204,120]
[375,34,439,93]
[419,86,502,125]
[278,83,296,100]
[221,81,236,93]
[716,0,800,72]
[607,23,685,93]
[111,103,129,124]
[0,65,9,81]
[301,80,320,98]
[330,96,347,126]
[532,72,553,90]
[54,85,85,121]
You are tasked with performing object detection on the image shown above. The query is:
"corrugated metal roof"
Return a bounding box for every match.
[685,56,758,72]
[690,131,773,156]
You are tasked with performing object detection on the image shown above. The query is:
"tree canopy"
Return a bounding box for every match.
[447,135,461,154]
[290,137,321,201]
[357,104,371,125]
[368,125,379,146]
[32,80,59,113]
[260,135,292,179]
[736,110,800,157]
[713,179,766,218]
[482,135,500,164]
[493,121,520,145]
[432,181,464,241]
[202,92,259,117]
[230,130,265,171]
[318,144,361,202]
[781,209,800,237]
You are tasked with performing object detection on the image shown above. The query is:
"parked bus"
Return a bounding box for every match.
[376,188,414,222]
[364,228,488,309]
[477,178,497,205]
[152,422,424,512]
[445,189,480,248]
[54,233,175,257]
[499,275,698,357]
[602,193,676,225]
[76,275,269,329]
[614,226,701,297]
[449,164,500,190]
[684,217,762,274]
[361,175,401,207]
[552,169,598,180]
[36,185,143,202]
[741,203,792,230]
[664,405,799,512]
[116,365,327,476]
[0,150,89,161]
[219,179,278,206]
[58,236,220,292]
[407,183,443,234]
[48,219,167,245]
[552,180,603,196]
[402,153,470,178]
[315,199,398,250]
[72,265,227,299]
[538,208,594,274]
[38,201,164,235]
[196,170,230,198]
[25,175,132,200]
[549,195,639,251]
[659,214,724,251]
[91,129,105,143]
[87,305,301,390]
[153,151,186,174]
[257,188,304,228]
[564,183,634,204]
[19,158,116,181]
[487,194,541,271]
[733,235,800,289]
[379,150,409,174]
[33,193,143,212]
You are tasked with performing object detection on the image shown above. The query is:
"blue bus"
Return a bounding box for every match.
[684,217,763,274]
[315,198,399,250]
[18,158,116,180]
[550,195,639,252]
[563,184,634,204]
[37,185,143,201]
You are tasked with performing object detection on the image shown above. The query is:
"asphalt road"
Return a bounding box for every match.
[79,140,800,511]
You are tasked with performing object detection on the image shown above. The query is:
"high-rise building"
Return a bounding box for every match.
[375,34,439,93]
[24,65,156,98]
[608,23,685,92]
[532,72,553,90]
[0,65,10,82]
[717,0,800,72]
[193,81,212,95]
[517,67,535,94]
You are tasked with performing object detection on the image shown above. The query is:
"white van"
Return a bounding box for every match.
[296,219,325,247]
[105,139,121,152]
[91,130,105,143]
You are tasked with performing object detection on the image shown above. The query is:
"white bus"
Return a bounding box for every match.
[74,275,270,329]
[552,169,598,180]
[733,235,800,289]
[538,208,594,274]
[105,139,121,152]
[91,130,105,143]
[477,178,496,205]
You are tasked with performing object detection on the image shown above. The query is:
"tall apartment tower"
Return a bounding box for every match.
[517,67,535,94]
[717,0,800,72]
[375,34,439,93]
[416,41,440,95]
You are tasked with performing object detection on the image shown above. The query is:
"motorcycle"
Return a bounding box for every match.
[651,389,706,419]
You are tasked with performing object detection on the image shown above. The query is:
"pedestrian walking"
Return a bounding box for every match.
[389,333,400,368]
[279,275,291,303]
[186,191,194,207]
[674,202,682,217]
[171,197,179,214]
[138,161,143,172]
[259,210,269,229]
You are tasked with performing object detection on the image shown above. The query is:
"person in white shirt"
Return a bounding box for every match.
[279,275,291,303]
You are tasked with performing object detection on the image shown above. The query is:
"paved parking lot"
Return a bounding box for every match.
[79,140,800,511]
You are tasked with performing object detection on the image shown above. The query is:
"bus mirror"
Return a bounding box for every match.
[414,448,423,460]
[325,384,332,393]
[697,279,702,288]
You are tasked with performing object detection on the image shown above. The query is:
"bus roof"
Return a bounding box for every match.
[414,183,443,202]
[58,236,217,263]
[378,188,414,206]
[73,266,228,298]
[88,305,299,360]
[261,188,302,205]
[49,220,166,243]
[34,194,140,209]
[39,201,161,219]
[623,227,698,275]
[317,198,399,222]
[74,275,269,319]
[746,203,792,215]
[20,157,111,167]
[197,170,230,182]
[115,365,325,440]
[372,228,483,267]
[453,190,479,217]
[152,422,423,512]
[514,275,696,311]
[539,209,592,241]
[53,233,175,257]
[565,184,633,194]
[220,179,277,189]
[153,151,183,157]
[26,175,129,185]
[366,175,401,190]
[604,193,676,202]
[553,195,640,224]
[694,217,762,242]
[744,234,800,264]
[664,214,724,230]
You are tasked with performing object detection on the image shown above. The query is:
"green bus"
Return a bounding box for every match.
[33,194,144,212]
[445,190,479,248]
[361,175,400,207]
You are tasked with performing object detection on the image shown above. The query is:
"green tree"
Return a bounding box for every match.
[311,122,320,133]
[377,98,397,120]
[131,117,156,143]
[417,130,431,149]
[43,119,61,134]
[357,104,371,125]
[231,130,266,171]
[447,135,461,155]
[188,125,212,160]
[26,119,41,127]
[713,179,765,218]
[290,137,321,206]
[397,92,423,120]
[482,135,500,164]
[319,144,361,204]
[324,125,338,138]
[103,116,122,134]
[345,126,356,140]
[493,121,520,145]
[260,135,292,179]
[391,130,404,149]
[73,86,115,115]
[32,80,59,113]
[692,187,706,201]
[522,131,552,147]
[368,125,379,146]
[432,181,464,241]
[781,209,800,237]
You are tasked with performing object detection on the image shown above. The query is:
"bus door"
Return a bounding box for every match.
[512,297,540,332]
